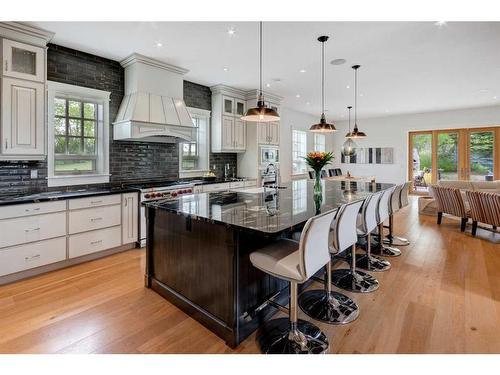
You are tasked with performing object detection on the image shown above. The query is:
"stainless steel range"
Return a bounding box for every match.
[137,182,195,247]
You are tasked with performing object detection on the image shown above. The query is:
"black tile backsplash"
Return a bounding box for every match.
[0,44,237,194]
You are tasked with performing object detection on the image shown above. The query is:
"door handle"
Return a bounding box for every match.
[90,239,103,245]
[90,217,103,222]
[25,227,40,233]
[25,254,41,262]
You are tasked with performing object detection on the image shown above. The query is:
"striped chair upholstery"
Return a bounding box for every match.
[465,191,500,236]
[429,185,470,231]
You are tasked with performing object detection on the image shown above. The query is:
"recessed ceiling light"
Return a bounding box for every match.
[296,94,301,98]
[346,85,350,89]
[494,96,498,99]
[299,69,306,73]
[360,93,364,97]
[223,67,229,72]
[155,42,163,48]
[330,58,346,65]
[306,102,310,105]
[266,83,271,88]
[435,21,447,27]
[227,27,236,36]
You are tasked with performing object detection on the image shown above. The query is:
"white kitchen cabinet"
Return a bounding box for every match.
[234,118,246,150]
[68,204,122,234]
[257,122,279,145]
[211,85,247,153]
[1,77,45,158]
[122,192,138,244]
[2,39,45,82]
[68,226,122,259]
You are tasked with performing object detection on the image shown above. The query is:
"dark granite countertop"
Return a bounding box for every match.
[0,186,138,206]
[143,179,394,235]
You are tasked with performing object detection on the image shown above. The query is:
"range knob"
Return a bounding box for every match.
[187,188,192,193]
[144,193,151,199]
[171,191,178,197]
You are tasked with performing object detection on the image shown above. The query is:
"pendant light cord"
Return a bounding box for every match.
[321,39,325,115]
[259,21,263,96]
[354,67,358,127]
[348,107,351,131]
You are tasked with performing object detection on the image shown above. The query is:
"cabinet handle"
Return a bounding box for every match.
[90,200,102,204]
[4,60,8,71]
[25,227,40,233]
[25,207,41,212]
[25,254,41,262]
[5,139,7,150]
[90,217,103,222]
[90,240,103,245]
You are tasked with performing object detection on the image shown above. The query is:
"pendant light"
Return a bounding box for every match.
[309,36,336,132]
[241,22,280,122]
[341,106,357,157]
[347,64,367,138]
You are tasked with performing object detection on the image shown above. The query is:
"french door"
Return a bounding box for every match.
[409,126,499,193]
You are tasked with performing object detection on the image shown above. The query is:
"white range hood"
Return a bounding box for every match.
[113,53,194,143]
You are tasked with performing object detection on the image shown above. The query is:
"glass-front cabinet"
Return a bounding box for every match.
[2,39,45,82]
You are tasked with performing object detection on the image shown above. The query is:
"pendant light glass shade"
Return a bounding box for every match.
[342,106,357,157]
[310,36,336,133]
[348,64,367,138]
[241,22,280,123]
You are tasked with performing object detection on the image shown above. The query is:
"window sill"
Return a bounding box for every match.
[47,174,111,187]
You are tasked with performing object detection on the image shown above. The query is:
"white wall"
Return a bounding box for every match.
[279,107,335,182]
[331,105,500,184]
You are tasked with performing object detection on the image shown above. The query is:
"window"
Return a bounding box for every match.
[179,107,210,177]
[47,81,110,187]
[292,130,307,175]
[53,98,98,174]
[314,133,326,152]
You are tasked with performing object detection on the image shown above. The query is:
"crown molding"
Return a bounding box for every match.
[120,53,189,75]
[0,22,54,46]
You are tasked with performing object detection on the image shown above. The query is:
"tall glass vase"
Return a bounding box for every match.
[313,170,323,214]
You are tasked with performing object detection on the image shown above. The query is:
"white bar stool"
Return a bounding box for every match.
[383,182,411,246]
[298,205,360,325]
[330,200,379,293]
[355,191,391,272]
[372,186,402,257]
[249,209,337,354]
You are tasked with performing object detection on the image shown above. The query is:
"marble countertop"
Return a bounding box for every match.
[143,179,394,235]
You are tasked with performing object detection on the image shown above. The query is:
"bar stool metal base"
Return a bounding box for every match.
[383,235,409,247]
[299,290,359,325]
[355,254,391,272]
[257,318,329,354]
[331,269,379,293]
[371,244,401,257]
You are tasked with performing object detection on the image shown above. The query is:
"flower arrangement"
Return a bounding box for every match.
[303,151,334,172]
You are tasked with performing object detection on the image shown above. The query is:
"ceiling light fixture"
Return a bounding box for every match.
[266,83,271,87]
[346,85,350,89]
[156,42,163,48]
[241,22,280,123]
[299,69,306,73]
[310,36,336,133]
[347,64,367,139]
[342,106,357,157]
[330,58,346,65]
[227,27,236,36]
[223,67,229,72]
[435,21,447,27]
[296,94,301,98]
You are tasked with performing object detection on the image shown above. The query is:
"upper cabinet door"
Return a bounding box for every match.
[222,115,234,150]
[222,96,235,116]
[235,99,246,117]
[258,123,269,144]
[1,78,45,156]
[3,39,45,82]
[233,119,246,150]
[268,122,280,145]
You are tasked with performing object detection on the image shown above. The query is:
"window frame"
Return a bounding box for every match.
[47,81,110,187]
[313,133,326,152]
[292,129,308,176]
[179,107,211,178]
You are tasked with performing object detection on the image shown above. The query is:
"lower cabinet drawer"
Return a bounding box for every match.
[68,204,121,234]
[68,226,122,258]
[245,180,257,187]
[0,237,67,277]
[230,181,245,188]
[0,211,67,249]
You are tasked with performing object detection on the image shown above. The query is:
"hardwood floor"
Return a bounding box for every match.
[0,196,499,354]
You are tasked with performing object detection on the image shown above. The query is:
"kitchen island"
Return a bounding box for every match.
[143,179,393,347]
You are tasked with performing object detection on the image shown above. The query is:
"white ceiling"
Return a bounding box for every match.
[29,21,500,120]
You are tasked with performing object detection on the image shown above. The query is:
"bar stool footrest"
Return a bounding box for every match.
[331,269,379,293]
[299,289,359,325]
